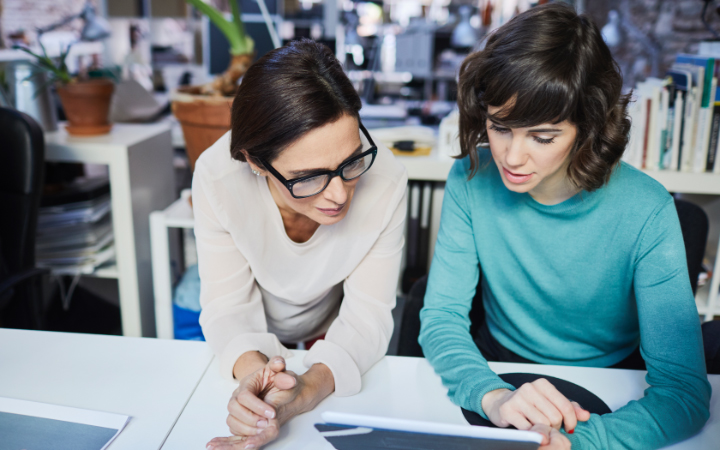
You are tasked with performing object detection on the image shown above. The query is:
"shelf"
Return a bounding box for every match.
[91,263,120,279]
[158,190,195,229]
[641,170,720,195]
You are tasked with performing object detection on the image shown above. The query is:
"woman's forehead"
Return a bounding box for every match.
[272,115,362,172]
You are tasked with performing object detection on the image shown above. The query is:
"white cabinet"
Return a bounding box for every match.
[45,123,175,337]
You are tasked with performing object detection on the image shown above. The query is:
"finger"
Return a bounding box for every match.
[206,435,247,450]
[546,427,571,449]
[240,420,280,449]
[501,408,533,430]
[227,399,268,430]
[520,385,564,429]
[273,371,297,390]
[529,423,552,446]
[267,356,286,373]
[235,389,277,419]
[572,401,591,422]
[519,401,552,428]
[226,413,266,437]
[531,379,578,431]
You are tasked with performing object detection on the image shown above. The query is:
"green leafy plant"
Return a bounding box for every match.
[14,42,73,85]
[185,0,254,56]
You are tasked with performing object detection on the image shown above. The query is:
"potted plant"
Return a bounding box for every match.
[15,43,115,136]
[172,0,255,170]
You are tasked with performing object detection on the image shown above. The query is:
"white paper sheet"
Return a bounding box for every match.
[0,397,130,450]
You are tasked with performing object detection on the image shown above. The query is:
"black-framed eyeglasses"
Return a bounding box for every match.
[260,122,378,199]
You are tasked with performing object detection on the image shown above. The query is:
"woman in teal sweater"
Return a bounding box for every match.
[419,4,712,450]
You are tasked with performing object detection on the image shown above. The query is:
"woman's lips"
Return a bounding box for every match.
[317,204,345,216]
[503,167,533,184]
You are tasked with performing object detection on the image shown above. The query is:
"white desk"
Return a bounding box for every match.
[163,350,720,450]
[45,123,176,337]
[0,329,213,449]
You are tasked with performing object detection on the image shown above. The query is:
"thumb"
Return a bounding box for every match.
[268,356,286,373]
[572,402,591,422]
[529,423,552,446]
[274,372,297,390]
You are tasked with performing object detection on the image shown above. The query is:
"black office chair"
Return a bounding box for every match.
[398,198,712,359]
[0,107,49,329]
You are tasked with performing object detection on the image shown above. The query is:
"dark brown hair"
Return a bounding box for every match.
[230,38,362,166]
[457,2,631,191]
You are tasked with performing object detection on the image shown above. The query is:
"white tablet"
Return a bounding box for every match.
[316,411,543,450]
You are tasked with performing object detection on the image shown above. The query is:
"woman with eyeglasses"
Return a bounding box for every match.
[196,39,407,450]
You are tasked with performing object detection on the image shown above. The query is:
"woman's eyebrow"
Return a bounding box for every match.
[489,118,563,134]
[528,127,563,133]
[288,143,364,176]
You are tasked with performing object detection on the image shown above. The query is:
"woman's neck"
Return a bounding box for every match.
[267,178,320,243]
[528,161,581,206]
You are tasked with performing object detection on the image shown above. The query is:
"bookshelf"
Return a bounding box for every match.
[45,123,176,337]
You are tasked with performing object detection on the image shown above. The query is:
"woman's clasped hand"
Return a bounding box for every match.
[207,355,334,450]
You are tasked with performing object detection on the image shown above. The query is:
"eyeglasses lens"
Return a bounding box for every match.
[342,153,373,179]
[292,175,330,197]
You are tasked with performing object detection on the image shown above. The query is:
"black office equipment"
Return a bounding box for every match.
[0,107,49,329]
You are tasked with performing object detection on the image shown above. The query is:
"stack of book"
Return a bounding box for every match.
[36,178,115,275]
[624,51,720,173]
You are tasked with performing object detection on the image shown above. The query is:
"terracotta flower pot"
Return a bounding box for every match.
[171,53,254,170]
[172,88,234,171]
[56,78,115,136]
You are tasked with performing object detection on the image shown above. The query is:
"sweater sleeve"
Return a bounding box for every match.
[304,185,408,397]
[418,160,515,418]
[193,165,292,380]
[567,198,711,450]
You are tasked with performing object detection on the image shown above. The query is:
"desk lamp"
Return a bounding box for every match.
[36,0,111,42]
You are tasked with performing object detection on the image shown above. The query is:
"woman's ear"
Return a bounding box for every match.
[241,150,267,176]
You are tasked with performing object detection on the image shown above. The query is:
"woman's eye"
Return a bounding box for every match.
[489,124,510,134]
[534,136,555,145]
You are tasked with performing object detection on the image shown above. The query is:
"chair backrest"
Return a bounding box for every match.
[673,198,709,295]
[0,107,45,275]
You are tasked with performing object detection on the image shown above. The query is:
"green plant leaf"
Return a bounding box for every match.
[184,0,253,55]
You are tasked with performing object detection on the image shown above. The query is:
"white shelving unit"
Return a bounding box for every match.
[45,123,176,337]
[150,147,720,338]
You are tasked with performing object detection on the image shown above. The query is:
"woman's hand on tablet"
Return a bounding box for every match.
[531,423,572,449]
[481,378,590,433]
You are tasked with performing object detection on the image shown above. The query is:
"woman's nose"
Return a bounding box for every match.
[323,175,348,205]
[505,136,527,168]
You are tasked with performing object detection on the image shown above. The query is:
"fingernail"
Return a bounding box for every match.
[256,427,264,434]
[265,410,275,419]
[206,445,212,450]
[257,419,268,428]
[245,445,256,449]
[568,429,574,434]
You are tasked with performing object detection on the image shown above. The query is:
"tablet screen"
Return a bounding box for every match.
[316,412,542,450]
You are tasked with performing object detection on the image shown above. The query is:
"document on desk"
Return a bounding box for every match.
[0,397,129,450]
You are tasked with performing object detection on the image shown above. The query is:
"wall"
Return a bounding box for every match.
[1,0,98,46]
[584,0,718,88]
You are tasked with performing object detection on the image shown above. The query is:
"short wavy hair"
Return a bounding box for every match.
[457,2,631,191]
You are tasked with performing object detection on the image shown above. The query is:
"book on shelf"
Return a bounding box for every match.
[36,177,115,275]
[626,52,720,174]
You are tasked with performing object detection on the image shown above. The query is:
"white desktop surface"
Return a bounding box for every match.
[0,329,213,449]
[163,351,720,450]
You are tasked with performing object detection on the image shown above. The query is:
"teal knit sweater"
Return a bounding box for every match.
[419,151,711,449]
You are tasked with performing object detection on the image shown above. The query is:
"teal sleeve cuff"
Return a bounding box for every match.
[468,380,516,420]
